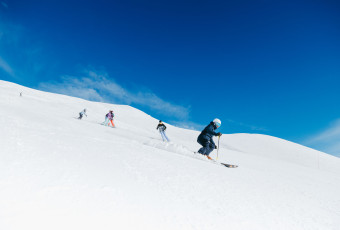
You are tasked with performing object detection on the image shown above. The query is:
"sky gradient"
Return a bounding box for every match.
[1,0,340,156]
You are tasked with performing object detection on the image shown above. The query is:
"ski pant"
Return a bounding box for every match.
[103,117,115,127]
[197,137,215,156]
[102,117,109,125]
[159,130,170,142]
[78,113,83,119]
[109,119,115,127]
[102,117,115,126]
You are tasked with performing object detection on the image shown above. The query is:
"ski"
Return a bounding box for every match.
[194,152,238,168]
[220,163,238,168]
[211,159,238,168]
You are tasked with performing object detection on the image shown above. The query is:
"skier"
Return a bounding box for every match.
[103,110,115,127]
[196,118,222,160]
[156,120,170,142]
[78,109,87,120]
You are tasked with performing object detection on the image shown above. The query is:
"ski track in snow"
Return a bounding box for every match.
[1,80,340,230]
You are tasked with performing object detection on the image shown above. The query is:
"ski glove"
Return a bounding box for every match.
[214,145,218,149]
[217,132,222,137]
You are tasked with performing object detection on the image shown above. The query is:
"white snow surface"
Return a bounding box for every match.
[1,80,340,230]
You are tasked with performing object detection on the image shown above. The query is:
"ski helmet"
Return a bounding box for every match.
[213,118,221,128]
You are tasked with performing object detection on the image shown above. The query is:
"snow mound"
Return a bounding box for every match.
[224,133,340,173]
[143,139,192,155]
[1,80,340,230]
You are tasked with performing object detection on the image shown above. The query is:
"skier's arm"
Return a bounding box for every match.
[206,125,219,136]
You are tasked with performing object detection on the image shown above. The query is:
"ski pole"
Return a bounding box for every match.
[217,135,220,160]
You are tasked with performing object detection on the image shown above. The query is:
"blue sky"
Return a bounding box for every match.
[1,0,340,157]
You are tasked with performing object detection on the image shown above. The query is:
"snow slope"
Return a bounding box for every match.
[1,80,340,230]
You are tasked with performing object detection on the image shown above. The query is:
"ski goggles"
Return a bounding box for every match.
[215,122,221,128]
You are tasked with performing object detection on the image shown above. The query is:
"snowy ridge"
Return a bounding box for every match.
[1,80,340,230]
[223,133,340,172]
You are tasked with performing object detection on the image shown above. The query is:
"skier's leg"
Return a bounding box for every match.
[110,119,114,127]
[198,140,210,155]
[205,144,215,156]
[197,138,205,154]
[164,132,170,142]
[197,137,209,155]
[160,131,166,141]
[103,117,109,126]
[203,142,214,156]
[198,147,206,155]
[161,131,165,141]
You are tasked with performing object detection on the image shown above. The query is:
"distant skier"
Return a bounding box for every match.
[78,109,87,120]
[157,120,170,142]
[196,118,222,160]
[103,110,115,127]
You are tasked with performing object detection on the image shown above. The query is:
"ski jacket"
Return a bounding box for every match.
[197,122,219,146]
[106,112,114,120]
[79,109,87,116]
[157,123,167,131]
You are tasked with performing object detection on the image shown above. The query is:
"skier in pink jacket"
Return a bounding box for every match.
[102,110,115,127]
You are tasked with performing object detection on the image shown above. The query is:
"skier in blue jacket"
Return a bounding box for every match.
[197,118,222,160]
